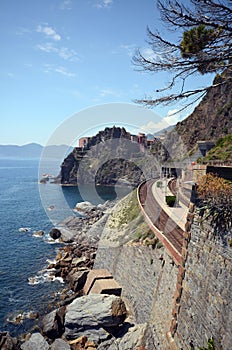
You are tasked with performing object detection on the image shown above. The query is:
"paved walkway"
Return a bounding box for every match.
[138,180,184,264]
[152,179,188,231]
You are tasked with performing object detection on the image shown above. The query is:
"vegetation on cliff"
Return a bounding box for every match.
[161,70,232,160]
[103,189,161,248]
[197,173,232,232]
[174,70,232,151]
[199,134,232,162]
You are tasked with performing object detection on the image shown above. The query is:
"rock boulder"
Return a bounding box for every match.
[64,294,127,343]
[50,338,71,350]
[49,228,61,240]
[67,269,89,292]
[42,307,65,339]
[0,332,16,350]
[98,324,148,350]
[20,333,49,350]
[74,201,96,214]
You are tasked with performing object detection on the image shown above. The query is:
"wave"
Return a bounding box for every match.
[6,310,38,325]
[32,232,44,238]
[46,258,56,265]
[44,235,61,244]
[18,227,31,232]
[28,269,64,285]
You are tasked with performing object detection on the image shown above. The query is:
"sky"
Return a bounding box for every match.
[1,0,214,146]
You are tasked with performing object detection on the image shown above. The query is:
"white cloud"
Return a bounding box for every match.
[7,72,15,78]
[95,0,113,8]
[16,27,31,36]
[163,109,182,125]
[120,44,136,57]
[54,66,76,77]
[141,109,184,134]
[43,64,76,77]
[91,87,121,103]
[36,25,61,41]
[36,43,56,53]
[36,43,79,62]
[99,88,121,97]
[58,47,78,61]
[141,48,157,61]
[60,0,72,10]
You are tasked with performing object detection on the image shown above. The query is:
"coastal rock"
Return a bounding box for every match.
[59,126,143,186]
[64,294,127,342]
[42,307,65,339]
[67,269,89,292]
[33,230,44,237]
[50,338,71,350]
[59,228,76,243]
[98,324,147,350]
[20,333,49,350]
[68,335,88,348]
[49,228,61,240]
[0,331,16,350]
[74,201,96,214]
[52,243,96,291]
[97,200,110,212]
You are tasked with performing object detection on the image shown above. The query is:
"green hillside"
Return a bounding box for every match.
[201,134,232,162]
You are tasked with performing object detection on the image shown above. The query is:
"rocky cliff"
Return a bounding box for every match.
[94,186,232,349]
[164,70,232,159]
[58,126,159,187]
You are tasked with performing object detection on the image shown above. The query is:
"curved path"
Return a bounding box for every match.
[168,178,190,207]
[138,179,184,265]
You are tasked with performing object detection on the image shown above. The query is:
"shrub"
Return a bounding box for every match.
[156,180,162,188]
[197,173,232,231]
[199,337,215,350]
[157,241,163,249]
[166,195,176,207]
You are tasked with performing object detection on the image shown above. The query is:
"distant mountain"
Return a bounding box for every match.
[153,125,175,137]
[0,143,72,159]
[0,143,43,158]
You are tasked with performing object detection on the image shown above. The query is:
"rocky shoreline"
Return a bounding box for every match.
[0,199,141,350]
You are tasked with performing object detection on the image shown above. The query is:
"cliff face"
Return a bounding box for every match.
[174,211,232,350]
[94,190,178,349]
[94,188,232,349]
[59,126,158,187]
[164,71,232,159]
[86,126,130,149]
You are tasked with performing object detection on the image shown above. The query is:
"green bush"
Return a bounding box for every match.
[166,195,176,207]
[157,241,163,249]
[156,181,162,188]
[199,337,215,350]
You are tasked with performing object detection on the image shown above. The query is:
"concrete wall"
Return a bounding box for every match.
[94,202,232,349]
[94,245,178,349]
[174,213,232,350]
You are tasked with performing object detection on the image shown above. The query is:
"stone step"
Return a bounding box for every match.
[89,278,122,296]
[83,269,113,295]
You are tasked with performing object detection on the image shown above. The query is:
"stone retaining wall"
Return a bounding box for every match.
[174,213,232,350]
[94,194,232,349]
[94,245,178,349]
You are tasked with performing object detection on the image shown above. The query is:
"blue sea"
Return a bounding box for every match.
[0,158,129,336]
